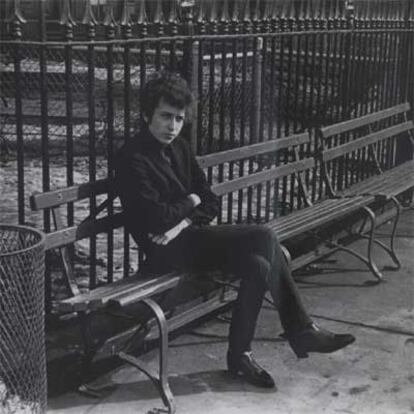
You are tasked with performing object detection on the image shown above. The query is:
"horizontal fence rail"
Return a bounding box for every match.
[0,0,413,311]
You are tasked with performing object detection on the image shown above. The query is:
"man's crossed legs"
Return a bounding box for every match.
[146,224,355,388]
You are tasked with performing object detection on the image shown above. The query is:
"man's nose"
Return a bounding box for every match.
[168,119,175,130]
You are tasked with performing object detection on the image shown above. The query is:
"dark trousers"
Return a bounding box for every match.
[146,224,312,356]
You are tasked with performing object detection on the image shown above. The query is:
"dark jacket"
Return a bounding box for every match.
[115,128,219,251]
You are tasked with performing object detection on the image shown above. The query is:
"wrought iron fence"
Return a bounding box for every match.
[0,0,413,311]
[1,0,413,41]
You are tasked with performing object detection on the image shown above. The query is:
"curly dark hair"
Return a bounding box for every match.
[140,70,194,122]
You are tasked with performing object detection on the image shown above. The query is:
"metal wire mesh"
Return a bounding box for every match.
[0,225,46,414]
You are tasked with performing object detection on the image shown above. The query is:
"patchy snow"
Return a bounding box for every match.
[0,379,41,414]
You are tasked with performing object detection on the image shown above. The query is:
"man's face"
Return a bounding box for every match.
[144,98,186,145]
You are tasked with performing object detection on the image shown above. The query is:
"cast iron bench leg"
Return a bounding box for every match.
[358,197,401,270]
[118,298,176,414]
[328,206,383,282]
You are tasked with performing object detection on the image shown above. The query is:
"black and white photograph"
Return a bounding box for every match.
[0,1,413,413]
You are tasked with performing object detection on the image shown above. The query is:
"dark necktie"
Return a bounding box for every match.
[160,146,172,166]
[160,146,187,192]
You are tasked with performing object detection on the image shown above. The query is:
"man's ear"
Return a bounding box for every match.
[143,113,149,124]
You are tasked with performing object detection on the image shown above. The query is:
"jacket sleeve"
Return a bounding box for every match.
[116,155,195,234]
[188,154,220,225]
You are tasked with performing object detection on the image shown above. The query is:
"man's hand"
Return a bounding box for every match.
[188,193,201,207]
[149,218,192,245]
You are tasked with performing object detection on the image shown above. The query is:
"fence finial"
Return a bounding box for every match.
[136,0,148,37]
[280,0,293,31]
[241,0,252,32]
[409,1,414,28]
[327,0,335,29]
[230,0,240,33]
[59,0,76,40]
[167,0,179,36]
[264,0,275,32]
[103,2,117,39]
[153,0,165,35]
[82,0,97,25]
[179,0,195,36]
[120,0,133,37]
[220,0,230,33]
[195,0,207,34]
[8,0,26,39]
[345,0,355,29]
[251,0,261,33]
[209,0,219,33]
[297,0,307,30]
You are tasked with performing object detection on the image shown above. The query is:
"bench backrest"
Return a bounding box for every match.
[30,179,122,250]
[318,103,414,196]
[30,179,123,296]
[31,132,314,248]
[30,132,314,297]
[197,132,313,199]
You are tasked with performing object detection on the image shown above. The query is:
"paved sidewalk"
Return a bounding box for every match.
[48,209,414,414]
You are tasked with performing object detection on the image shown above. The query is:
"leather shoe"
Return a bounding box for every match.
[227,351,276,389]
[288,323,355,358]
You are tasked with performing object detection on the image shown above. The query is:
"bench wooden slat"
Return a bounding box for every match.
[56,272,182,313]
[271,196,372,241]
[76,272,177,301]
[273,199,342,233]
[30,178,111,210]
[343,162,414,197]
[196,133,310,168]
[320,103,410,138]
[351,164,414,201]
[272,197,366,234]
[45,212,124,250]
[322,121,413,162]
[277,196,370,230]
[212,157,315,196]
[108,274,185,308]
[98,273,180,303]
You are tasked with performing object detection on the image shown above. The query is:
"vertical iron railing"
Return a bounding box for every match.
[9,0,25,225]
[84,0,98,289]
[120,0,132,280]
[104,2,116,285]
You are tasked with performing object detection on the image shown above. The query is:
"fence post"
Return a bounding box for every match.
[395,0,414,165]
[190,42,200,153]
[179,0,199,151]
[251,37,263,143]
[410,2,414,123]
[342,0,355,118]
[398,2,411,107]
[8,0,25,224]
[180,0,195,81]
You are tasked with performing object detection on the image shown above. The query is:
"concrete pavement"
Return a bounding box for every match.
[47,209,414,414]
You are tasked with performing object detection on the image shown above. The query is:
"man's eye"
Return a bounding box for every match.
[176,117,184,122]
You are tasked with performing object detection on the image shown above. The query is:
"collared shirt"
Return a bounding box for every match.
[115,127,219,250]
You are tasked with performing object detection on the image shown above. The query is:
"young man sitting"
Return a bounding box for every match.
[115,71,355,389]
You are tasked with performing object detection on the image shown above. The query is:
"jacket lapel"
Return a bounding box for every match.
[156,146,188,193]
[169,143,190,190]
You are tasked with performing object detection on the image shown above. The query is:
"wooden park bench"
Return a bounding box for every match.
[199,132,386,281]
[30,129,392,413]
[318,102,414,275]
